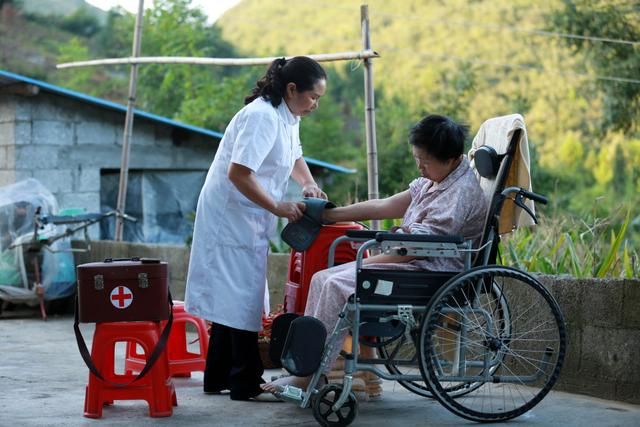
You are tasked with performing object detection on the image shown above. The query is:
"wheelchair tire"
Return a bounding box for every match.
[312,384,358,427]
[419,265,566,422]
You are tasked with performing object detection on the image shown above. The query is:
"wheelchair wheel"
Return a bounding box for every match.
[312,384,358,427]
[419,266,566,422]
[379,281,511,399]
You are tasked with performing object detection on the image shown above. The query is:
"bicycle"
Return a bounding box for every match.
[5,209,136,320]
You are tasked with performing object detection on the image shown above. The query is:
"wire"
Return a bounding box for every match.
[217,6,639,83]
[374,13,640,47]
[379,45,640,85]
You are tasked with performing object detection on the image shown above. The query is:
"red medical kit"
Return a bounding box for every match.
[76,258,170,323]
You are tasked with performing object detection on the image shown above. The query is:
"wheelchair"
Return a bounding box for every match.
[276,128,566,426]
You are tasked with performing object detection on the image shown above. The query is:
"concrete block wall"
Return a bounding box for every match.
[0,96,17,186]
[73,240,640,405]
[538,275,640,404]
[0,92,217,215]
[72,240,289,306]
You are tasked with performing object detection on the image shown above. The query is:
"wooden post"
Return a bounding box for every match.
[361,4,380,229]
[114,0,144,241]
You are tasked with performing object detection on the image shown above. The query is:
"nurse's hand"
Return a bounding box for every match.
[302,183,327,200]
[273,201,306,222]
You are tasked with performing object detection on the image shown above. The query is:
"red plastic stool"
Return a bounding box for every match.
[83,321,177,418]
[125,301,209,378]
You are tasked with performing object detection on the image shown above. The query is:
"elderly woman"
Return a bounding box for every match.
[263,114,488,394]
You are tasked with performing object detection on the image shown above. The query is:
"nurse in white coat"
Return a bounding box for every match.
[185,56,328,401]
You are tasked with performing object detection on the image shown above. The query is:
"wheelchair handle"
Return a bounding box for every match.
[501,187,548,205]
[521,189,548,205]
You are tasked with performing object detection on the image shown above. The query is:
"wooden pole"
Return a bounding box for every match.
[56,50,379,69]
[114,0,144,241]
[361,5,380,229]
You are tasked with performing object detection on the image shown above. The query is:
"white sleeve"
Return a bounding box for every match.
[230,109,277,172]
[293,123,303,159]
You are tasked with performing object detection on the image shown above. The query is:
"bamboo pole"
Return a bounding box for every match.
[56,50,379,69]
[114,0,144,241]
[57,4,382,239]
[361,5,380,230]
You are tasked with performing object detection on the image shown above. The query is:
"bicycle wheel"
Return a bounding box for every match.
[420,266,566,422]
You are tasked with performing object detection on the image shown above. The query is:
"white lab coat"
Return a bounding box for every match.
[185,97,302,331]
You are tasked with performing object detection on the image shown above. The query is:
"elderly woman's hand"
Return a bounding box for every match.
[302,182,327,200]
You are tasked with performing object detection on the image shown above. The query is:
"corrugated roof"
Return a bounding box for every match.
[0,69,355,174]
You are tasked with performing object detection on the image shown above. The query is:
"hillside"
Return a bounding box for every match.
[21,0,107,22]
[218,0,595,152]
[0,0,109,79]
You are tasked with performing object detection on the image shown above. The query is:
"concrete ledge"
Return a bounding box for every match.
[72,241,640,404]
[72,240,289,304]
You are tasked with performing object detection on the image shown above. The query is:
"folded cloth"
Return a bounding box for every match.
[281,198,336,251]
[468,114,535,234]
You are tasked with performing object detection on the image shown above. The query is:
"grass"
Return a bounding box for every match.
[501,208,639,278]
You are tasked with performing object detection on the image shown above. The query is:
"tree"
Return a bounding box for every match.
[549,0,640,132]
[60,7,101,37]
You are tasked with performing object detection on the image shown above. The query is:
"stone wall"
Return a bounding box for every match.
[538,275,640,404]
[72,240,640,404]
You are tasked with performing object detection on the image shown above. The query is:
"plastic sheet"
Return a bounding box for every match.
[100,171,205,244]
[0,179,76,302]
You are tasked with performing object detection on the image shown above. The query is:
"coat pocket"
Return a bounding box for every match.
[217,206,268,249]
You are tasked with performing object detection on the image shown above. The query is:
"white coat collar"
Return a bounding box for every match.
[277,99,300,126]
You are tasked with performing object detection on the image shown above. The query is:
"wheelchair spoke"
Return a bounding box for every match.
[420,266,566,422]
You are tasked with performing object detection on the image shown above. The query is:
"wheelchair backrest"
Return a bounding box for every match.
[472,128,521,266]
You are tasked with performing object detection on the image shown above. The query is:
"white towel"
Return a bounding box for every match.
[468,114,535,234]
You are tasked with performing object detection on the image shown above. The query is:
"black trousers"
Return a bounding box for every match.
[204,322,265,400]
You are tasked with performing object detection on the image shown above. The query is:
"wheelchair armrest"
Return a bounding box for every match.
[345,229,381,239]
[374,232,465,244]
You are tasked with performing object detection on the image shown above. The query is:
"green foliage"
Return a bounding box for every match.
[501,208,639,278]
[218,0,639,217]
[58,7,101,37]
[549,0,640,132]
[54,38,98,92]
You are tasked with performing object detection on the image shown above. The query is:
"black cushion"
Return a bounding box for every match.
[474,145,503,179]
[280,316,327,376]
[280,198,336,251]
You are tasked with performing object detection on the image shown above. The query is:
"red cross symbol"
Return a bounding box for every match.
[110,286,133,309]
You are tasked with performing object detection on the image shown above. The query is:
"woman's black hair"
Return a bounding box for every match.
[244,56,327,106]
[408,114,468,161]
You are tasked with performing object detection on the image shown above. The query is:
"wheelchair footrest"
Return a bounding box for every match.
[281,316,327,377]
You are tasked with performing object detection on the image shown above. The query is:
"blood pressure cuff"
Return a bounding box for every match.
[281,197,336,252]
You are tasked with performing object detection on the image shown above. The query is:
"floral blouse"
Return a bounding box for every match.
[401,156,488,272]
